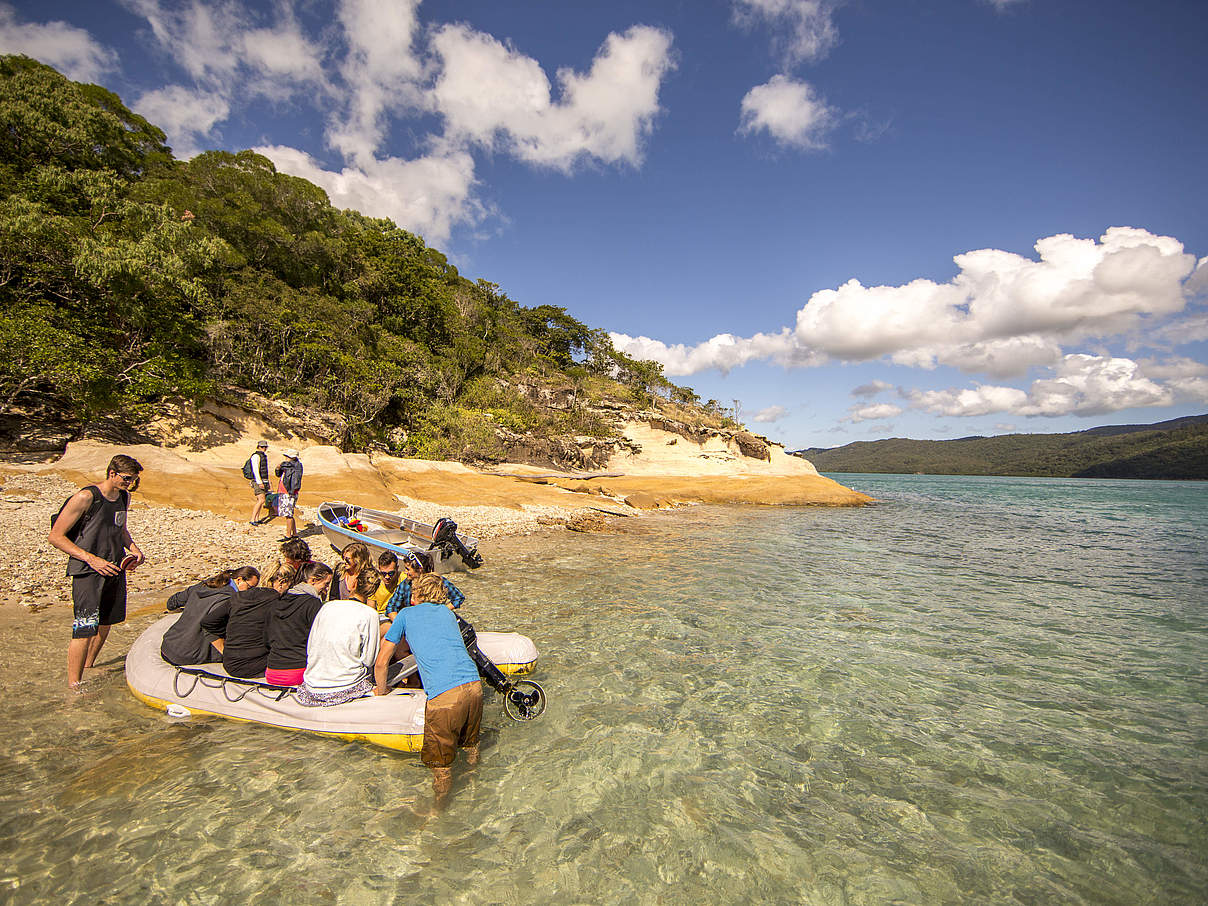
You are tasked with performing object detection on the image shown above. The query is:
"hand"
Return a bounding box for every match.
[90,555,121,577]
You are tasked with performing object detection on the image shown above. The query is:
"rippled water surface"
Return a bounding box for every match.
[2,475,1205,904]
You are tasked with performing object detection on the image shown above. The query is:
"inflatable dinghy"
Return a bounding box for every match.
[126,613,540,752]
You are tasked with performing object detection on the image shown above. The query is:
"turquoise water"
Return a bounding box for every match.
[2,474,1205,904]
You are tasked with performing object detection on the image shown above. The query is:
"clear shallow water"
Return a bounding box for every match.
[2,474,1205,904]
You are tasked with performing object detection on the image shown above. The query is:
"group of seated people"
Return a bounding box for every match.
[160,536,466,707]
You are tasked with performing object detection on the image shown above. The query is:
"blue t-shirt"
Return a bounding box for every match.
[384,602,479,700]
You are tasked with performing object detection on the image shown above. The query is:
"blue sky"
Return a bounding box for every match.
[4,0,1206,449]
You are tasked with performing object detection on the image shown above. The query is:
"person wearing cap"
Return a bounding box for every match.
[247,441,270,525]
[273,448,304,540]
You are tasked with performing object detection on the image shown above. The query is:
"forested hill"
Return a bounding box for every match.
[0,56,737,463]
[796,415,1208,480]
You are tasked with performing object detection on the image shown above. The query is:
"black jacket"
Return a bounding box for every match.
[221,586,282,678]
[274,458,303,495]
[160,583,234,666]
[265,587,323,671]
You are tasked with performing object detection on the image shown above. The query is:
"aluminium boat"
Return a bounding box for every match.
[317,502,483,574]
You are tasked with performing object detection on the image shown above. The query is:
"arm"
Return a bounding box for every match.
[47,490,119,576]
[373,639,397,694]
[199,593,234,638]
[442,578,464,610]
[384,580,410,617]
[165,588,189,611]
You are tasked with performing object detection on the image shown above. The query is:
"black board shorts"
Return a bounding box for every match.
[71,572,127,638]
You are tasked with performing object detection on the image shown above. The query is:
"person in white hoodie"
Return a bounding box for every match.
[295,567,382,706]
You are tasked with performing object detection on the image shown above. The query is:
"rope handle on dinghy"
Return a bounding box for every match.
[172,666,295,702]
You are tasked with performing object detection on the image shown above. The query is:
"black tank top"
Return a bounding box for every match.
[67,487,129,576]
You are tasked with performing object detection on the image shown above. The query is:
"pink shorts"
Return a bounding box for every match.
[265,667,305,686]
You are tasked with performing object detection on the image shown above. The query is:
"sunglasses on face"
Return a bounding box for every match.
[115,473,139,486]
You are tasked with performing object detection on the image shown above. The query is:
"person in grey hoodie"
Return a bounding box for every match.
[160,567,259,666]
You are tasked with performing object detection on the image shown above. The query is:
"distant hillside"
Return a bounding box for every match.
[795,415,1208,479]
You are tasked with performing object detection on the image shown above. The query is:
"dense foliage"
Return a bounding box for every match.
[0,56,698,458]
[799,416,1208,480]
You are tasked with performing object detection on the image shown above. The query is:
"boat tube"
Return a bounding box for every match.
[126,613,540,752]
[317,502,483,574]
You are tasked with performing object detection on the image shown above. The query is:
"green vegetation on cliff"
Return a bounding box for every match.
[0,56,729,459]
[798,416,1208,480]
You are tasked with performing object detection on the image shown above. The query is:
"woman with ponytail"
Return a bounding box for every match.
[160,567,259,666]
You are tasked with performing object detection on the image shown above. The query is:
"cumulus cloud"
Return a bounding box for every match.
[751,405,788,423]
[106,0,675,244]
[257,144,484,244]
[732,0,840,66]
[616,228,1199,379]
[133,86,230,158]
[847,402,903,423]
[908,355,1176,418]
[0,4,118,82]
[431,24,673,171]
[738,75,835,149]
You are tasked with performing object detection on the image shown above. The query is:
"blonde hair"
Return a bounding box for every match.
[352,566,381,599]
[410,573,448,606]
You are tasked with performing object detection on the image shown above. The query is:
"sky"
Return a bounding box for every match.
[4,0,1207,450]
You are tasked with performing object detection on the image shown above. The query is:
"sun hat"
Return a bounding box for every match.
[281,448,300,459]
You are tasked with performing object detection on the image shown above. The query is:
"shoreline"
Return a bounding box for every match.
[0,436,871,612]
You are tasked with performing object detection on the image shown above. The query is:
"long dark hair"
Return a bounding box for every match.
[202,566,260,588]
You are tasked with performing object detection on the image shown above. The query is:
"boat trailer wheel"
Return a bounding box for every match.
[503,680,546,722]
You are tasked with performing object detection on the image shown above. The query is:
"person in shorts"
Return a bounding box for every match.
[247,440,270,525]
[47,454,146,691]
[374,578,482,800]
[274,448,303,539]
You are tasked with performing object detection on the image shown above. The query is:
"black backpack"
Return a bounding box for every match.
[241,455,257,480]
[50,486,104,542]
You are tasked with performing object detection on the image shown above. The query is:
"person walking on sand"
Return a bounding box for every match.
[47,454,146,691]
[274,448,303,539]
[246,440,270,525]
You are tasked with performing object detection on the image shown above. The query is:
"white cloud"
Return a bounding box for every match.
[847,402,903,423]
[431,24,674,171]
[133,86,230,158]
[738,75,835,149]
[732,0,840,66]
[0,4,118,82]
[851,380,894,397]
[751,405,788,422]
[909,355,1175,418]
[257,144,482,245]
[616,229,1199,379]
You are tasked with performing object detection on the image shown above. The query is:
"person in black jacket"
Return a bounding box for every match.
[247,440,270,525]
[265,560,333,686]
[220,564,296,679]
[160,567,259,666]
[274,448,304,540]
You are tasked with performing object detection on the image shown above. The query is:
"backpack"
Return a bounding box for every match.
[241,455,256,480]
[50,486,104,543]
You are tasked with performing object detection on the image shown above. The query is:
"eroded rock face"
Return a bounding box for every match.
[733,431,771,462]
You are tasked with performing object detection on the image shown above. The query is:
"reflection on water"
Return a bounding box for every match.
[1,475,1205,904]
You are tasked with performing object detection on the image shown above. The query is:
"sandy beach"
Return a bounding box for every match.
[0,421,870,613]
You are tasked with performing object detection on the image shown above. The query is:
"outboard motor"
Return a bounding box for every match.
[456,614,546,722]
[430,517,484,570]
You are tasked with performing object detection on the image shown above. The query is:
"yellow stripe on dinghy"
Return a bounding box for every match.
[126,680,425,752]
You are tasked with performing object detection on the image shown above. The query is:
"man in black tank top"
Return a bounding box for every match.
[48,454,146,691]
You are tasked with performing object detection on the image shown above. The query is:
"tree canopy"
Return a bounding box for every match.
[0,56,695,457]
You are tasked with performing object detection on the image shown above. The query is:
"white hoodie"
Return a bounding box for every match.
[302,599,380,691]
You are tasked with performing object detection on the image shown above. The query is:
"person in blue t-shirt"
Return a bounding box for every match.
[374,583,482,799]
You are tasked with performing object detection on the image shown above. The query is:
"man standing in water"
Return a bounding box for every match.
[47,454,146,691]
[374,584,482,801]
